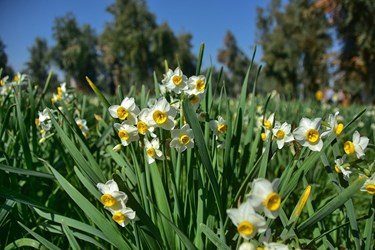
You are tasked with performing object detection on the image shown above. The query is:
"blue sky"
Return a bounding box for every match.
[0,0,270,73]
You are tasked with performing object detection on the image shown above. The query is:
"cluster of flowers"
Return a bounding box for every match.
[35,83,90,142]
[0,73,28,95]
[256,111,373,193]
[227,178,288,249]
[108,67,227,164]
[97,179,136,227]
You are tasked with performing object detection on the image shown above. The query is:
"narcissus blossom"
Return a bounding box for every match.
[110,206,136,227]
[263,242,289,250]
[246,178,281,219]
[147,97,176,130]
[97,180,127,211]
[272,121,294,149]
[97,180,136,227]
[343,130,369,159]
[227,199,267,240]
[321,112,344,137]
[114,122,139,146]
[136,108,155,136]
[360,173,375,195]
[161,67,188,94]
[170,124,195,152]
[334,156,352,181]
[144,138,164,164]
[75,118,90,138]
[209,116,227,137]
[293,117,323,152]
[186,75,206,96]
[108,97,140,124]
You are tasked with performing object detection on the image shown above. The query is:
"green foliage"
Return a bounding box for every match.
[0,46,374,250]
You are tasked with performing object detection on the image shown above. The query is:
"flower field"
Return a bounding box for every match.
[0,48,374,250]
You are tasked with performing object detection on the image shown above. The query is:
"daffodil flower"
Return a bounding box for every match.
[75,118,90,138]
[262,113,275,130]
[227,199,267,240]
[170,124,195,153]
[110,206,136,227]
[334,156,352,181]
[360,173,375,195]
[147,97,176,130]
[209,116,227,137]
[144,138,164,164]
[186,75,206,96]
[321,112,344,137]
[238,242,256,250]
[136,108,155,136]
[161,67,188,94]
[293,117,323,151]
[246,178,281,219]
[11,72,28,85]
[108,97,140,124]
[187,93,204,111]
[263,242,289,250]
[114,122,139,146]
[343,130,369,159]
[272,121,294,149]
[97,180,128,211]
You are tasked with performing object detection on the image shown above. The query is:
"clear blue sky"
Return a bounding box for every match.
[0,0,271,73]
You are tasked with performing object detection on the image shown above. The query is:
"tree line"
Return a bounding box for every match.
[1,0,374,102]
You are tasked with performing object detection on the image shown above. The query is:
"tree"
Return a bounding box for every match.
[256,0,332,99]
[51,13,99,91]
[25,37,53,86]
[100,0,158,94]
[0,38,14,78]
[100,0,197,94]
[217,31,258,97]
[315,0,375,103]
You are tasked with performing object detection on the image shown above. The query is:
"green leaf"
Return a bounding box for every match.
[0,199,16,227]
[196,43,205,75]
[18,221,61,250]
[48,110,104,184]
[61,221,81,250]
[14,89,33,169]
[0,186,55,212]
[85,76,111,110]
[149,162,174,247]
[0,104,15,140]
[297,176,367,232]
[200,223,230,250]
[151,201,198,250]
[0,163,54,179]
[182,99,225,241]
[34,208,110,244]
[364,196,374,250]
[4,238,47,250]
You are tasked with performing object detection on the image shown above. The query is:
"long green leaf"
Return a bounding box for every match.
[182,99,225,241]
[85,76,111,109]
[61,222,81,250]
[200,223,230,250]
[34,208,110,244]
[18,222,61,250]
[14,88,33,169]
[0,163,54,179]
[297,176,367,232]
[4,238,47,250]
[48,110,104,184]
